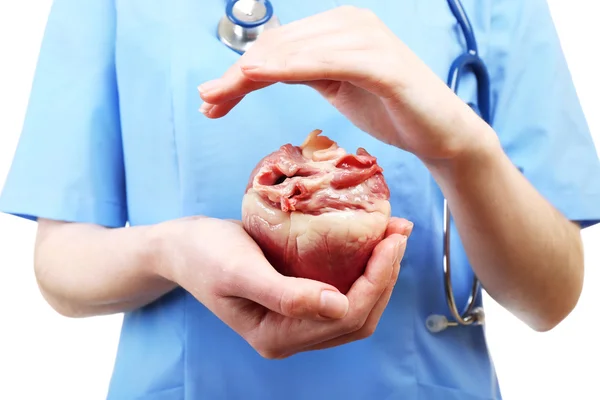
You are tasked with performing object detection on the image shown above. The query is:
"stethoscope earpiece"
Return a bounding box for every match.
[426,307,485,333]
[217,0,281,54]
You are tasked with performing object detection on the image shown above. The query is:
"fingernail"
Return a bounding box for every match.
[403,222,414,238]
[319,290,349,319]
[393,235,407,265]
[396,235,407,251]
[198,79,221,95]
[241,61,265,71]
[199,102,214,115]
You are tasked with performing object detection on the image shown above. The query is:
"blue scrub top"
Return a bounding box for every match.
[2,1,600,399]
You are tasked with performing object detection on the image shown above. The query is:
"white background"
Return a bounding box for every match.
[0,1,598,399]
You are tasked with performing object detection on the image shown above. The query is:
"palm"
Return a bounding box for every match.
[311,78,470,160]
[220,282,331,352]
[313,80,428,157]
[312,80,398,146]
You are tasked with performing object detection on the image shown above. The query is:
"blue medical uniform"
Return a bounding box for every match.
[2,0,600,399]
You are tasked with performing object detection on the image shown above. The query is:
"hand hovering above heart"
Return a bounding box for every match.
[198,6,497,165]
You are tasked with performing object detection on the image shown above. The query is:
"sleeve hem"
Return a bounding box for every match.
[545,190,600,229]
[0,188,127,228]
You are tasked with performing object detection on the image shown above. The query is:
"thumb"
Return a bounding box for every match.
[237,260,350,320]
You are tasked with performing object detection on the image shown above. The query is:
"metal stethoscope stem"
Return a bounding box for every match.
[218,0,281,54]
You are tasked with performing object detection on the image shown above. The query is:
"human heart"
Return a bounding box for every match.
[242,130,392,294]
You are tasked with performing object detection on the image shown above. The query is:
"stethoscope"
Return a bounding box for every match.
[217,0,491,333]
[217,0,281,54]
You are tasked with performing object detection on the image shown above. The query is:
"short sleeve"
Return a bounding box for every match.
[487,0,600,229]
[0,0,127,228]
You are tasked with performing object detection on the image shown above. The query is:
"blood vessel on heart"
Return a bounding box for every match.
[242,129,392,294]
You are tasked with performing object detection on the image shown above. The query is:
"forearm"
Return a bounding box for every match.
[426,122,584,332]
[34,219,177,318]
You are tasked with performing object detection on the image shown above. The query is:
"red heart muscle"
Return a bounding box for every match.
[242,130,391,294]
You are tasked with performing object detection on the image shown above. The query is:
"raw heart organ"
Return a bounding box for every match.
[241,130,391,294]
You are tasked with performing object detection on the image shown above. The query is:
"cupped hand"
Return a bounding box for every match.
[154,215,412,359]
[197,6,494,163]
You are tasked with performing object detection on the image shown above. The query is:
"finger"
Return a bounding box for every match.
[199,78,332,107]
[239,50,360,82]
[199,78,336,119]
[199,49,392,118]
[200,96,245,119]
[197,6,366,105]
[386,217,414,238]
[341,231,399,314]
[242,233,405,359]
[198,77,273,107]
[240,49,397,95]
[300,233,407,352]
[198,38,381,109]
[228,256,350,321]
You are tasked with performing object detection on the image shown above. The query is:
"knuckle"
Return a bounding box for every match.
[248,337,283,360]
[316,52,334,67]
[390,271,401,287]
[344,316,366,333]
[357,7,379,21]
[278,56,289,70]
[278,288,304,317]
[339,5,377,21]
[338,4,360,14]
[257,27,278,44]
[357,323,377,340]
[256,347,282,360]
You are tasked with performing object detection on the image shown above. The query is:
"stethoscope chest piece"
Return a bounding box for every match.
[218,0,281,54]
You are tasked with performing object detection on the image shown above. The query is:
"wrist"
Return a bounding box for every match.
[423,120,505,184]
[143,216,212,285]
[142,221,182,284]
